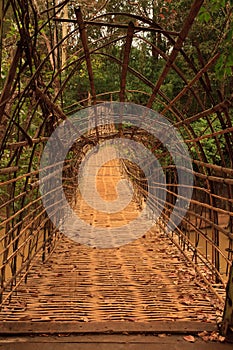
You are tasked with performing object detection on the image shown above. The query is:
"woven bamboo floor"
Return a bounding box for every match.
[0,158,223,322]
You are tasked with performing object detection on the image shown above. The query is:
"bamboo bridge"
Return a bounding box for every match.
[0,1,233,348]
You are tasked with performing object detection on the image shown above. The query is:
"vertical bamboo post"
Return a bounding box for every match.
[61,4,68,68]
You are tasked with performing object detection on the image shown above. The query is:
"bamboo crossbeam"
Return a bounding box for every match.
[0,160,73,187]
[0,166,19,174]
[193,159,233,176]
[175,96,233,127]
[53,17,180,36]
[6,137,49,150]
[185,125,233,144]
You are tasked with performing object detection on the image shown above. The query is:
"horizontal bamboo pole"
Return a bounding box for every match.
[6,137,49,149]
[53,17,180,36]
[0,166,19,174]
[0,160,73,187]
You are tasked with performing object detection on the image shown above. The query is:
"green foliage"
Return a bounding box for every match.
[190,115,223,164]
[198,0,233,79]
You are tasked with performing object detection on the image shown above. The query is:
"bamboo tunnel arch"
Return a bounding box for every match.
[0,0,232,315]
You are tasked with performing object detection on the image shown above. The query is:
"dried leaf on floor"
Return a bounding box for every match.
[158,333,167,338]
[183,335,195,342]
